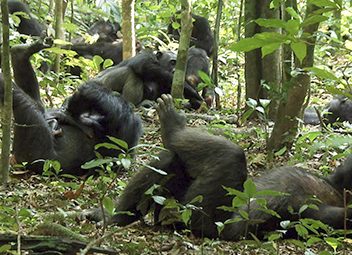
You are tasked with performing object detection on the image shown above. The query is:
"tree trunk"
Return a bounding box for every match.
[53,0,64,73]
[211,0,223,109]
[268,3,320,152]
[171,0,192,99]
[121,0,136,60]
[259,0,281,119]
[0,0,12,186]
[244,0,261,102]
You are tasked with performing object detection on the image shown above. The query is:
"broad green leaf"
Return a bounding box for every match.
[82,158,114,169]
[152,195,166,205]
[103,59,114,69]
[259,99,271,108]
[239,210,249,220]
[95,142,122,152]
[103,197,115,215]
[181,209,192,225]
[284,19,300,35]
[270,0,281,9]
[285,7,301,20]
[307,236,322,246]
[255,106,265,114]
[255,18,287,29]
[291,41,306,63]
[295,224,308,237]
[93,55,104,70]
[305,67,339,81]
[324,237,340,252]
[108,136,129,150]
[231,37,265,52]
[301,14,328,27]
[274,146,287,156]
[261,42,281,58]
[121,158,131,170]
[308,0,338,8]
[243,179,256,197]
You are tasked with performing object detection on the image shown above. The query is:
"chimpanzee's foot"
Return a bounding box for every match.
[156,94,186,148]
[11,37,53,60]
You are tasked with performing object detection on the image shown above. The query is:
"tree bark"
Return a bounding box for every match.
[121,0,136,60]
[171,0,192,99]
[1,0,12,187]
[53,0,64,73]
[211,0,223,109]
[268,3,320,152]
[244,0,261,102]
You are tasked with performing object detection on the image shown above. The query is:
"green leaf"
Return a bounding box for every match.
[243,179,256,197]
[255,18,287,29]
[108,136,129,150]
[181,209,192,225]
[291,41,307,63]
[121,158,131,170]
[262,42,281,58]
[274,146,287,156]
[239,209,249,220]
[308,0,338,8]
[295,224,308,237]
[152,195,166,205]
[230,37,265,52]
[285,7,301,20]
[93,55,104,70]
[103,59,114,69]
[0,245,12,252]
[324,237,340,252]
[307,236,322,246]
[256,190,287,197]
[284,19,300,35]
[305,67,339,81]
[301,14,328,27]
[82,158,114,169]
[259,99,271,108]
[95,142,122,152]
[103,197,115,216]
[143,164,168,175]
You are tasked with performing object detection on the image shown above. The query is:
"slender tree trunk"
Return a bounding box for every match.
[1,0,12,186]
[244,0,261,102]
[121,0,136,60]
[211,0,223,110]
[236,0,244,112]
[260,0,281,119]
[171,0,192,99]
[53,0,64,73]
[268,4,320,152]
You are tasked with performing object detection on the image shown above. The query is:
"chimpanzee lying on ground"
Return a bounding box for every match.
[93,50,203,108]
[0,38,142,175]
[167,13,214,57]
[304,96,352,127]
[82,94,352,240]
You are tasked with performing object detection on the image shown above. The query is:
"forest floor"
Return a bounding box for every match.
[2,104,352,255]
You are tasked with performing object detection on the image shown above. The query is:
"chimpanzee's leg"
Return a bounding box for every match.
[156,94,247,238]
[8,40,55,165]
[10,38,52,105]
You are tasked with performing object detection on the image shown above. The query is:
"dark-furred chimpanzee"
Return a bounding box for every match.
[167,13,214,57]
[8,0,46,37]
[0,38,142,175]
[81,95,352,240]
[93,50,203,108]
[87,20,121,42]
[185,47,213,107]
[303,96,352,126]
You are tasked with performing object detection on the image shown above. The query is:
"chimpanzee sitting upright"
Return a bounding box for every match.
[82,94,352,240]
[93,50,203,108]
[0,38,142,175]
[8,0,46,37]
[167,13,214,56]
[186,47,213,107]
[87,20,121,42]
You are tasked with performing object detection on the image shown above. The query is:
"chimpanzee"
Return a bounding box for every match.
[93,50,203,108]
[81,95,352,240]
[0,38,142,175]
[87,20,121,42]
[167,13,214,57]
[303,96,352,126]
[185,47,213,107]
[8,0,46,37]
[324,95,352,125]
